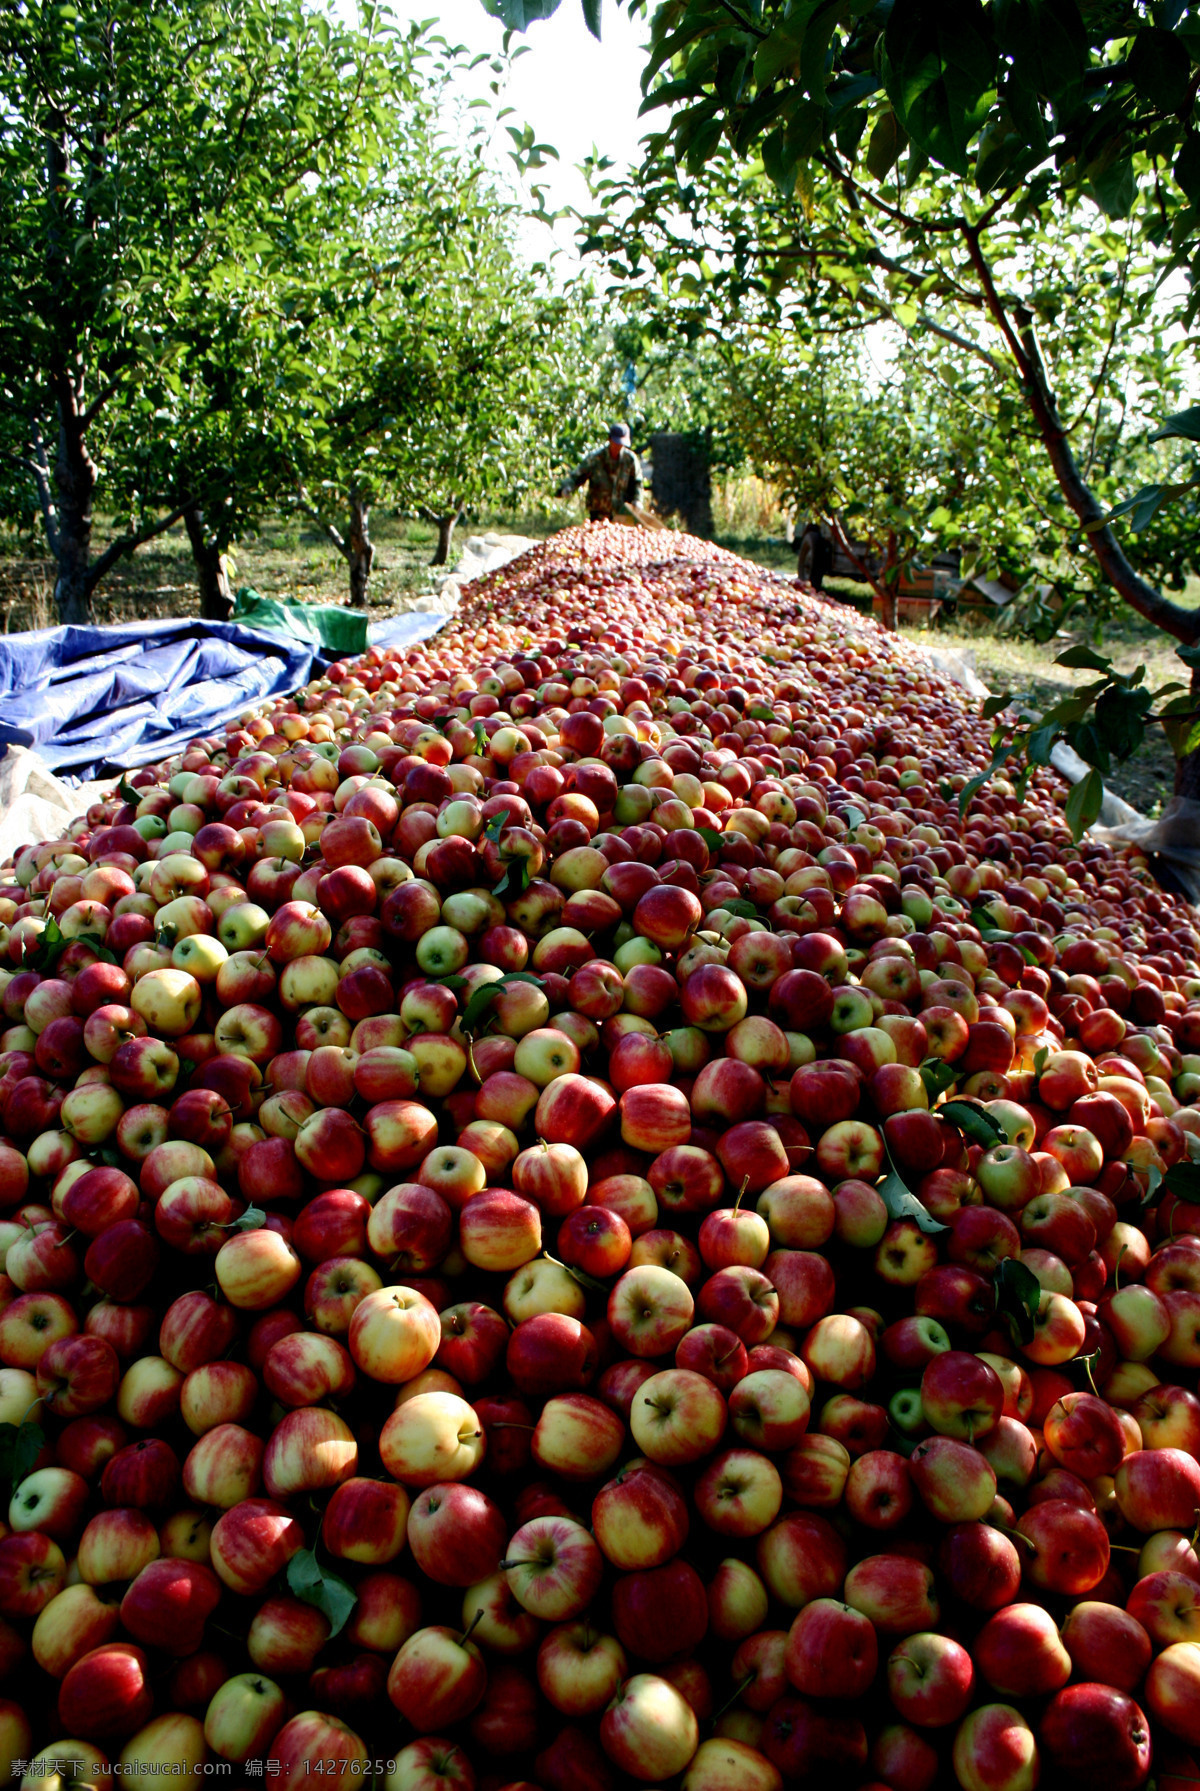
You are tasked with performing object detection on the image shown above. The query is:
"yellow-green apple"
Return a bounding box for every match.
[779,1433,851,1509]
[680,1735,781,1791]
[31,1582,121,1676]
[1115,1447,1200,1532]
[951,1703,1039,1791]
[262,1407,356,1499]
[502,1514,604,1620]
[387,1626,487,1732]
[266,1712,369,1790]
[600,1672,699,1780]
[115,1356,184,1430]
[1145,1640,1200,1745]
[502,1256,586,1325]
[1132,1383,1200,1454]
[76,1507,160,1585]
[608,1264,695,1358]
[203,1670,288,1763]
[460,1571,540,1656]
[176,1361,255,1441]
[756,1176,834,1251]
[537,1621,627,1716]
[383,1737,475,1791]
[784,1597,877,1699]
[756,1510,847,1608]
[18,1741,112,1791]
[213,1229,301,1311]
[115,1713,207,1790]
[591,1462,690,1570]
[182,1422,263,1508]
[707,1557,769,1642]
[458,1190,542,1272]
[348,1285,440,1384]
[8,1466,88,1541]
[629,1368,727,1466]
[380,1392,484,1488]
[533,1394,625,1483]
[345,1570,422,1655]
[247,1596,329,1676]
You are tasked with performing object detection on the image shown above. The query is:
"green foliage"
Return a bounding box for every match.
[286,1548,356,1637]
[0,0,423,614]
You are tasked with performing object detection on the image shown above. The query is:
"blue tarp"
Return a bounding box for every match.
[0,619,321,779]
[0,609,451,782]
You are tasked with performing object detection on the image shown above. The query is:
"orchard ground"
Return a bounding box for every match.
[0,497,1192,815]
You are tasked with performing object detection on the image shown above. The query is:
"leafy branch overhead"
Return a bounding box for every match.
[963,640,1200,841]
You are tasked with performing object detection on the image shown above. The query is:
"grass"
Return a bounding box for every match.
[1,502,1189,817]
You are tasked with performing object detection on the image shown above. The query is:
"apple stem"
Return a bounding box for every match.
[1113,1243,1128,1294]
[734,1176,749,1213]
[487,1421,535,1431]
[711,1673,756,1725]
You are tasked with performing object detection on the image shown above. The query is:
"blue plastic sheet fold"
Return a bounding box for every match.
[0,619,320,779]
[0,609,451,782]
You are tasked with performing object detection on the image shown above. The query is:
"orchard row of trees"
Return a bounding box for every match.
[0,0,642,623]
[488,0,1200,800]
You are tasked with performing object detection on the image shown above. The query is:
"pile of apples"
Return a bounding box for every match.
[0,521,1198,1791]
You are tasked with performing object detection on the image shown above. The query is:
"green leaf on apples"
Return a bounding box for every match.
[699,827,723,854]
[472,722,489,757]
[1140,1162,1164,1208]
[993,1257,1041,1345]
[938,1101,1005,1148]
[95,1145,122,1167]
[461,971,544,1036]
[748,704,776,722]
[231,1205,267,1232]
[842,805,866,831]
[484,811,508,847]
[79,934,118,964]
[492,856,533,902]
[919,1057,959,1099]
[1163,1160,1200,1200]
[0,1422,46,1493]
[430,975,468,990]
[1033,1046,1050,1077]
[718,898,759,920]
[981,691,1014,720]
[877,1165,948,1235]
[286,1548,356,1638]
[1185,1131,1200,1164]
[117,774,140,804]
[29,914,69,974]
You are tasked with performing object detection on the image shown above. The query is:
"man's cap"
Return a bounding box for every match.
[608,423,631,443]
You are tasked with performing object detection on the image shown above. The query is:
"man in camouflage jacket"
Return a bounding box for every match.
[559,423,644,521]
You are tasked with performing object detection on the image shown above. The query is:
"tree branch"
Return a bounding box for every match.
[86,500,194,594]
[24,424,61,562]
[294,493,349,559]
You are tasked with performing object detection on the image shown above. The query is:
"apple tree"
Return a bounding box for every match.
[0,0,415,625]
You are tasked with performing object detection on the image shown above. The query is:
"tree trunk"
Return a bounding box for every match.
[52,394,98,628]
[881,583,899,633]
[347,491,374,608]
[183,505,234,621]
[431,511,459,567]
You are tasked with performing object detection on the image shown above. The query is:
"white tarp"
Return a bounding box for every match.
[0,745,116,864]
